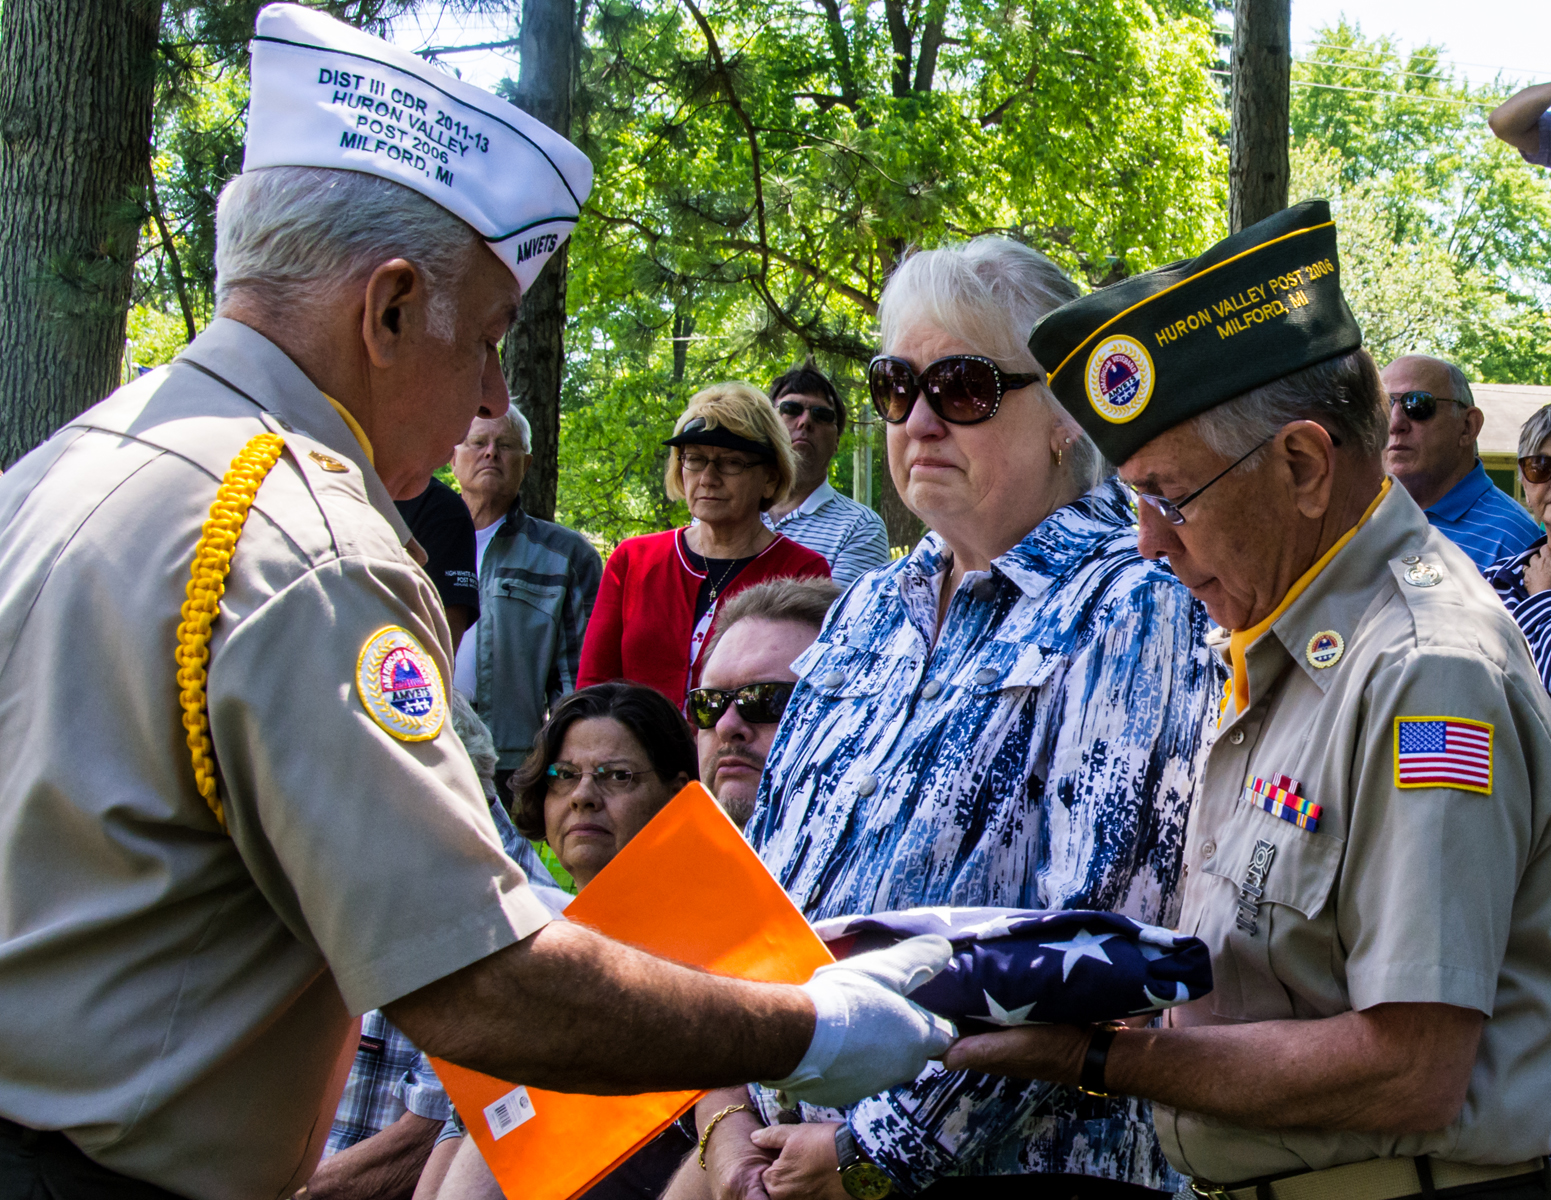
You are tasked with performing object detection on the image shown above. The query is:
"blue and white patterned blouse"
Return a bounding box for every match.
[747,477,1220,1194]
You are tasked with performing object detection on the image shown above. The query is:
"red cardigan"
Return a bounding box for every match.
[577,527,831,706]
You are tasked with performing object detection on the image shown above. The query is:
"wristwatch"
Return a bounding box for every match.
[835,1124,894,1199]
[1077,1022,1125,1097]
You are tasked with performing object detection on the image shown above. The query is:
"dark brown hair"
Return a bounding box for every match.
[770,356,848,436]
[510,682,699,840]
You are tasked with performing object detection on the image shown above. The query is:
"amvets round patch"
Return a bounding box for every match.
[1085,336,1155,424]
[1305,630,1344,669]
[356,626,446,741]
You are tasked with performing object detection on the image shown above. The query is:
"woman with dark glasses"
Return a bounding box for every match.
[681,238,1219,1200]
[1483,404,1551,691]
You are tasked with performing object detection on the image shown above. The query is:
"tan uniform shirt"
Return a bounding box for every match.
[1153,482,1551,1182]
[0,319,553,1199]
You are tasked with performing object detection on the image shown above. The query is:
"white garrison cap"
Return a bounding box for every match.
[244,3,593,293]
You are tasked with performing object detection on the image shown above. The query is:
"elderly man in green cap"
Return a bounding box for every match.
[945,200,1551,1200]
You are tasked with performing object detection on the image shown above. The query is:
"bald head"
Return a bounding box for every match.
[1381,354,1483,511]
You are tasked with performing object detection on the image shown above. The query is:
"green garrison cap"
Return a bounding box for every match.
[1029,199,1362,465]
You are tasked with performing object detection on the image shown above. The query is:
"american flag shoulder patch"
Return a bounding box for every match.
[1394,716,1493,794]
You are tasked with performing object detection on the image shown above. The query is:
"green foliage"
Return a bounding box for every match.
[556,0,1230,543]
[1289,22,1551,384]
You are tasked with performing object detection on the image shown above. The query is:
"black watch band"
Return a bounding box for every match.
[1078,1023,1123,1096]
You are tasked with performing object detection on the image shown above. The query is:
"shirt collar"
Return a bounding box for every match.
[1425,458,1493,522]
[797,480,836,516]
[893,477,1137,635]
[177,317,411,545]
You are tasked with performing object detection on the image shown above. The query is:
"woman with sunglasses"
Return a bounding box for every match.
[1483,404,1551,690]
[576,382,830,706]
[681,239,1219,1200]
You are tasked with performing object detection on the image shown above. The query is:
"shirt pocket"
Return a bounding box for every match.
[802,642,912,700]
[955,640,1061,696]
[492,574,564,618]
[1196,798,1344,1020]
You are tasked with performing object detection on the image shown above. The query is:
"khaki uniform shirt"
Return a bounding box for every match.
[0,319,553,1199]
[1153,482,1551,1182]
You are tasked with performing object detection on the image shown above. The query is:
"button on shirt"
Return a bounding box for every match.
[763,480,891,586]
[1156,482,1551,1183]
[0,319,552,1199]
[748,478,1220,1193]
[1421,459,1539,571]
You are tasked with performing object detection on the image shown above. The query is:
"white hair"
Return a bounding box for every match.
[1190,349,1389,468]
[214,166,482,340]
[877,237,1102,488]
[501,406,533,454]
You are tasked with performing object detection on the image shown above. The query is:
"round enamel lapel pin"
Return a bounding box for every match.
[1305,630,1344,669]
[357,626,446,741]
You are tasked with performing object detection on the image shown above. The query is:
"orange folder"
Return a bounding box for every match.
[432,782,833,1200]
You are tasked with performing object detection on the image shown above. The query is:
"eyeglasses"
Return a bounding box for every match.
[1389,391,1466,422]
[680,451,760,476]
[1520,455,1551,485]
[776,399,837,425]
[868,355,1041,426]
[545,763,656,796]
[1136,437,1273,526]
[685,681,797,730]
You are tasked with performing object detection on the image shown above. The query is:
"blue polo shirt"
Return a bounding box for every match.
[1422,459,1541,571]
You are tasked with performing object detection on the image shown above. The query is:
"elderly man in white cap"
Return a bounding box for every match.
[0,8,953,1199]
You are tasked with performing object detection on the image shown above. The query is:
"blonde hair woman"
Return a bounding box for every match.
[577,381,829,706]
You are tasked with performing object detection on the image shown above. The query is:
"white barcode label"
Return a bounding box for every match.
[483,1085,536,1140]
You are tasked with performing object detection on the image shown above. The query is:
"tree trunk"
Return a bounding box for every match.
[503,0,577,520]
[0,0,162,466]
[1228,0,1291,233]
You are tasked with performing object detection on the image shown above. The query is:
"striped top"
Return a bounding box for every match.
[1484,535,1551,691]
[747,478,1220,1193]
[763,481,890,586]
[1421,460,1540,571]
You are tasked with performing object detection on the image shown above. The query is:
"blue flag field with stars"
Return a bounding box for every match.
[813,907,1213,1028]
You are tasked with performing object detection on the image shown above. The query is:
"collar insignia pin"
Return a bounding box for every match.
[308,450,350,473]
[1305,630,1344,669]
[1404,562,1442,588]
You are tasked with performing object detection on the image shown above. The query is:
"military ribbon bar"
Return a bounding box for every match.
[1244,772,1321,832]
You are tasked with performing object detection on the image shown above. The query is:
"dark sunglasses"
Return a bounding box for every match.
[776,399,837,425]
[868,355,1041,426]
[685,681,796,730]
[1520,455,1551,485]
[1389,391,1466,422]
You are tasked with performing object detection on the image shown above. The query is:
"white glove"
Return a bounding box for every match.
[761,934,957,1108]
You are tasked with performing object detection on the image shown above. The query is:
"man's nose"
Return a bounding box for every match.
[478,348,511,420]
[1387,403,1408,435]
[716,705,753,741]
[1136,503,1183,562]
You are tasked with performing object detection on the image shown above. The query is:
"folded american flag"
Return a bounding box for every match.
[812,907,1212,1028]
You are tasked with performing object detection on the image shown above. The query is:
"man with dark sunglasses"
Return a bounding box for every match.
[687,577,841,827]
[764,359,890,585]
[1381,354,1540,570]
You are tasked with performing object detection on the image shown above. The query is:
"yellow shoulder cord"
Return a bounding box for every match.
[174,433,287,832]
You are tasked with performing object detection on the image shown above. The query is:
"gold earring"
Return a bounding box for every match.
[1053,446,1063,467]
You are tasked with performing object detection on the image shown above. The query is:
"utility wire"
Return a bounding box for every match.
[1209,70,1494,109]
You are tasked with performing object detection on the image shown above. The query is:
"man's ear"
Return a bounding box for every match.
[361,258,426,369]
[1281,420,1339,520]
[1464,405,1486,443]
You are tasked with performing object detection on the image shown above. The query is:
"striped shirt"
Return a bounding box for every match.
[323,1010,451,1158]
[1422,460,1540,571]
[747,478,1220,1193]
[1484,536,1551,691]
[763,481,890,585]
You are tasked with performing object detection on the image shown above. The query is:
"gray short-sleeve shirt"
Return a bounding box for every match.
[1153,482,1551,1183]
[0,319,553,1199]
